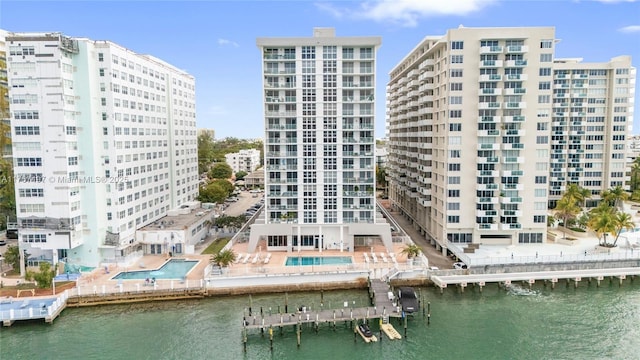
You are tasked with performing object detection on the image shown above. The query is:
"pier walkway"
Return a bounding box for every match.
[244,279,399,331]
[431,267,640,291]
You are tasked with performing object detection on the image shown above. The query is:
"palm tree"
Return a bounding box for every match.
[401,244,422,258]
[630,161,640,192]
[587,203,616,246]
[565,183,591,208]
[211,249,236,267]
[601,185,628,210]
[612,212,635,247]
[554,196,581,239]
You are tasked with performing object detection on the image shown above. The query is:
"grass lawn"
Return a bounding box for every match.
[200,237,231,255]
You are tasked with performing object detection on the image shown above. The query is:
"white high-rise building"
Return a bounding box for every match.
[225,149,261,174]
[386,26,635,257]
[249,28,392,254]
[6,32,198,267]
[548,56,635,207]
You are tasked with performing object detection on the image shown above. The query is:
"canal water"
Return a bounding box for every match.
[1,282,639,360]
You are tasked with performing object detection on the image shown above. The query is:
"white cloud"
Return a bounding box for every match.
[217,38,239,47]
[619,25,640,33]
[317,0,497,27]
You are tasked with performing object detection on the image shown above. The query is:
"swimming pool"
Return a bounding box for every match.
[111,259,199,280]
[285,256,353,266]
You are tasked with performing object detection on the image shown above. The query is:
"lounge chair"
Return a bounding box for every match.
[372,253,378,263]
[380,253,388,263]
[251,254,260,264]
[263,253,272,264]
[242,254,250,264]
[234,253,243,264]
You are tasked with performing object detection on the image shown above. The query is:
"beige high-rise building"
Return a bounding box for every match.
[249,28,393,254]
[387,27,558,254]
[387,26,635,257]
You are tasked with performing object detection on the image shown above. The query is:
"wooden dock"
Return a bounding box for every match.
[243,279,401,331]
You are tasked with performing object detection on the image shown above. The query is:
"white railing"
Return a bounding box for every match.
[449,246,640,267]
[68,279,206,297]
[0,289,69,322]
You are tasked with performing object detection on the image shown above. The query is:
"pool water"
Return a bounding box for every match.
[285,256,352,266]
[111,259,199,280]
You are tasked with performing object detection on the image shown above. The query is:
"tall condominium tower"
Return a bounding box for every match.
[250,28,392,254]
[548,56,635,207]
[387,26,635,257]
[387,27,557,254]
[6,32,198,267]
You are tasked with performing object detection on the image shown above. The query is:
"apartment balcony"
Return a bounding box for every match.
[476,210,498,217]
[477,223,499,231]
[478,116,501,123]
[502,156,524,164]
[481,157,500,163]
[504,102,526,109]
[503,115,525,123]
[419,71,434,82]
[479,74,502,82]
[480,60,504,68]
[505,74,528,81]
[480,46,503,54]
[502,143,524,150]
[419,83,435,92]
[504,129,525,136]
[505,45,528,53]
[500,223,522,230]
[502,183,524,191]
[478,143,500,150]
[478,102,501,109]
[505,60,528,67]
[265,111,297,117]
[479,88,502,95]
[477,183,499,191]
[500,197,523,204]
[477,197,499,204]
[477,170,499,177]
[359,137,374,143]
[573,74,589,79]
[504,88,526,95]
[500,209,523,217]
[477,129,500,137]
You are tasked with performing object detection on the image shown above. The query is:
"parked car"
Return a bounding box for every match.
[397,287,419,314]
[453,262,468,270]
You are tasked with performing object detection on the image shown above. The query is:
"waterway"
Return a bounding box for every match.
[1,282,639,360]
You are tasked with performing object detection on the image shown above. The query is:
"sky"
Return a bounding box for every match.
[1,0,639,139]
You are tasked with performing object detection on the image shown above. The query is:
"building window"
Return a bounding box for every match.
[447,216,460,223]
[450,41,464,50]
[539,68,552,76]
[451,55,463,63]
[540,40,553,49]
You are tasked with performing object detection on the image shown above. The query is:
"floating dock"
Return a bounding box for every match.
[356,326,378,343]
[381,323,402,340]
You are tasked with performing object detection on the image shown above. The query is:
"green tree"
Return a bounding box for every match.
[564,183,591,209]
[209,163,233,180]
[211,249,236,267]
[198,182,230,204]
[630,159,640,192]
[25,262,56,288]
[235,171,248,181]
[214,215,247,229]
[601,185,628,210]
[587,202,617,246]
[554,196,581,239]
[375,165,387,190]
[612,212,635,247]
[401,244,422,258]
[3,245,20,271]
[198,133,216,175]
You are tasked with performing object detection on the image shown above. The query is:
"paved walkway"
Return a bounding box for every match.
[379,200,453,269]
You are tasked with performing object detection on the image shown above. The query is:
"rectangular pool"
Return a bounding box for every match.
[285,256,353,266]
[111,259,199,280]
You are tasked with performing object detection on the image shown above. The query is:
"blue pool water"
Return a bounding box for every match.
[285,256,352,266]
[111,259,199,280]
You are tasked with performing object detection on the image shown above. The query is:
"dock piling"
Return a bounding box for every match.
[269,326,273,351]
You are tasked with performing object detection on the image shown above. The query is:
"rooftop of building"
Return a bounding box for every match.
[138,201,215,232]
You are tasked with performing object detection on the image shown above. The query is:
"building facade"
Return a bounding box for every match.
[6,32,198,268]
[225,149,261,174]
[548,56,635,207]
[386,26,635,255]
[249,28,392,254]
